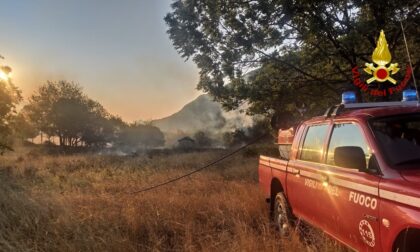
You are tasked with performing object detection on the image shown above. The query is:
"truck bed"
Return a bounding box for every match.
[258,155,288,201]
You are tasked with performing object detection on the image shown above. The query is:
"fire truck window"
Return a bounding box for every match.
[300,124,329,163]
[326,124,370,167]
[371,114,420,166]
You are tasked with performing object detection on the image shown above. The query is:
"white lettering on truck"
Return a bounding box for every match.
[304,178,339,197]
[349,191,377,210]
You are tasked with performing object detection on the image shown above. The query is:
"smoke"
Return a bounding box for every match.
[151,94,256,146]
[221,104,253,132]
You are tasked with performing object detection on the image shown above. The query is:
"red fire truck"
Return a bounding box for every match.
[258,91,420,251]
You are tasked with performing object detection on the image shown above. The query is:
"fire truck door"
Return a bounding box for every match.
[286,124,332,232]
[324,123,381,251]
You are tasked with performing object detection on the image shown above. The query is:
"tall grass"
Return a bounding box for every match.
[0,147,345,251]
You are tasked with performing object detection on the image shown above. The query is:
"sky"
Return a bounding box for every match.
[0,0,201,122]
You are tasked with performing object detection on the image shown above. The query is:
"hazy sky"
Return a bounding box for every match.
[0,0,201,122]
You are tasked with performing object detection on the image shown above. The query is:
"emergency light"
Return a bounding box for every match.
[402,89,418,101]
[342,91,356,104]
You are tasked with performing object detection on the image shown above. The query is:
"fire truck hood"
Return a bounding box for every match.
[400,169,420,184]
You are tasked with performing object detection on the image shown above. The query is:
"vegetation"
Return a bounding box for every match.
[193,131,214,147]
[223,118,272,147]
[165,0,419,126]
[24,81,121,147]
[117,122,165,152]
[12,112,38,143]
[0,80,165,153]
[0,67,22,153]
[0,146,347,251]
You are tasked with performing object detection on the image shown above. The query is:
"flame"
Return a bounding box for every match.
[372,30,391,66]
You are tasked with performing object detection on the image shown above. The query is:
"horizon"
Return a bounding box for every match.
[0,0,202,122]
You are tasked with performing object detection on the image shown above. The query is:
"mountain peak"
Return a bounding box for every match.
[151,94,252,145]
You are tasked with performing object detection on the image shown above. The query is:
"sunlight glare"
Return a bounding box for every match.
[0,70,9,81]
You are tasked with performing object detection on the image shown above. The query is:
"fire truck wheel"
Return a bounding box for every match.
[273,192,293,237]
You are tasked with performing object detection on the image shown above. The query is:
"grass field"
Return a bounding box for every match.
[0,146,345,251]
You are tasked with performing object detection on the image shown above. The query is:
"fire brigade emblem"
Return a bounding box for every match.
[352,29,412,97]
[359,220,375,247]
[364,30,399,84]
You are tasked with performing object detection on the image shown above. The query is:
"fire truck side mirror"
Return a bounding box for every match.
[334,146,366,171]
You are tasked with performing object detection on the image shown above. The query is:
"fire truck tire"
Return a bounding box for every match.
[273,192,294,237]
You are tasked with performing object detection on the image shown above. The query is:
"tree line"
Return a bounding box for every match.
[0,79,165,153]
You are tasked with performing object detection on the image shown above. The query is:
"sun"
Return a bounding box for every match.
[0,70,9,81]
[0,66,12,81]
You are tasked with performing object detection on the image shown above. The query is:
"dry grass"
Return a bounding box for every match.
[0,147,345,251]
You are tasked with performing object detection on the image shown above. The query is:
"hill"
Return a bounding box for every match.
[152,94,253,145]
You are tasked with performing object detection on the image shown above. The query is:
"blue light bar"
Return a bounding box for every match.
[402,89,418,102]
[342,91,357,104]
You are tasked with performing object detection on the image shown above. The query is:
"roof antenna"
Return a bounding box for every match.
[400,21,419,103]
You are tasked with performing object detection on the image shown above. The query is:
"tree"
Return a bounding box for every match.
[26,81,83,141]
[223,129,247,147]
[247,118,271,139]
[0,66,22,153]
[25,81,118,148]
[82,114,126,148]
[12,111,38,142]
[165,0,419,125]
[223,118,272,147]
[117,123,165,151]
[193,131,213,147]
